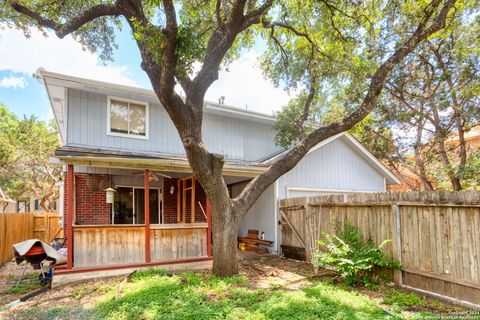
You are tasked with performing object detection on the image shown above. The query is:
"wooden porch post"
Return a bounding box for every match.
[206,198,212,257]
[144,169,151,263]
[66,164,74,269]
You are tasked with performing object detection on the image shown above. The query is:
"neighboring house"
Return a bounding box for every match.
[36,68,399,272]
[1,193,58,213]
[389,126,480,192]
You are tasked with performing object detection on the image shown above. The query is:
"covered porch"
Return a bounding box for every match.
[57,148,264,273]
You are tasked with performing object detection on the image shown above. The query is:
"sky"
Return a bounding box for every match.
[0,25,294,121]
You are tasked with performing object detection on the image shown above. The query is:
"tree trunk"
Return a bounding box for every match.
[211,205,240,277]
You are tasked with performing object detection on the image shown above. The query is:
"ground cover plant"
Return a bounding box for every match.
[312,223,401,287]
[1,257,472,320]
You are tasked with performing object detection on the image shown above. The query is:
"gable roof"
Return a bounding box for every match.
[263,133,400,185]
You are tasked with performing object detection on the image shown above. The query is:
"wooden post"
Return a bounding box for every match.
[392,204,403,286]
[191,176,196,223]
[177,179,181,223]
[66,164,74,269]
[144,169,151,263]
[206,198,212,257]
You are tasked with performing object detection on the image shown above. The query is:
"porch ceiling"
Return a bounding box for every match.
[55,146,266,178]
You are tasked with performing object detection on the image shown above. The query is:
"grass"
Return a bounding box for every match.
[91,268,395,320]
[0,272,41,295]
[383,289,427,307]
[4,268,467,320]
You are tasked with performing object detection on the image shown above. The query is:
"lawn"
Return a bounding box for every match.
[0,257,472,320]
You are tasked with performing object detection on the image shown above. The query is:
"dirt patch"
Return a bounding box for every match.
[239,255,335,290]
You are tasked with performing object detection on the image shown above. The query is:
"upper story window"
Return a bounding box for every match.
[108,97,149,139]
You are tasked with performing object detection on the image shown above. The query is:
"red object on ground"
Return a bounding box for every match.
[25,246,45,256]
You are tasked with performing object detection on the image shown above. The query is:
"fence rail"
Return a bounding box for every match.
[279,191,480,307]
[0,212,62,267]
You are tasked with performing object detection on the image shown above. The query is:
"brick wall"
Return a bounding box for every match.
[163,178,178,223]
[74,173,111,225]
[163,178,207,223]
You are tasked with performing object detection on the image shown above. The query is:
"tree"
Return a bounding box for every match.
[1,0,459,276]
[371,15,480,191]
[0,104,61,212]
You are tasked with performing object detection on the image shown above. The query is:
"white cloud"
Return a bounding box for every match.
[0,28,294,114]
[0,75,28,89]
[203,51,294,114]
[0,28,137,86]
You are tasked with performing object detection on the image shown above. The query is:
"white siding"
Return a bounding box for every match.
[233,182,278,253]
[66,89,281,162]
[278,136,386,199]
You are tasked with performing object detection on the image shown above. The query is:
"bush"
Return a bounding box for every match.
[312,222,401,287]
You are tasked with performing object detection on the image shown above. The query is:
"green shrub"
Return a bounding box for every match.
[312,222,401,287]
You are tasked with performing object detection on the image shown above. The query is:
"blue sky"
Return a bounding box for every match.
[0,24,293,121]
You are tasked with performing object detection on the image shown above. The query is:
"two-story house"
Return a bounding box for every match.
[35,68,399,273]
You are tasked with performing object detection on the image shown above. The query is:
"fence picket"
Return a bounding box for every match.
[280,191,480,306]
[0,212,62,267]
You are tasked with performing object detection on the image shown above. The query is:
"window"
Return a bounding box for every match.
[108,97,148,138]
[112,187,161,224]
[17,200,29,213]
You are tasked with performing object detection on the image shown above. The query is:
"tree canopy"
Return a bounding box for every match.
[0,104,61,212]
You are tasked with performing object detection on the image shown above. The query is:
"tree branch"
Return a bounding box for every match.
[235,0,456,215]
[7,1,123,38]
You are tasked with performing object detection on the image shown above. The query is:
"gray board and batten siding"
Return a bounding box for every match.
[66,88,282,162]
[235,136,391,254]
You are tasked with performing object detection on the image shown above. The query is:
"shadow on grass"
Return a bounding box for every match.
[93,270,396,320]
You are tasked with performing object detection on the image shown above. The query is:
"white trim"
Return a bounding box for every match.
[273,180,279,254]
[107,95,149,140]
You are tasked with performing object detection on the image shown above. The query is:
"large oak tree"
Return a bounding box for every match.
[1,0,459,276]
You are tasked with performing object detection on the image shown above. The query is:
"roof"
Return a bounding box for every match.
[34,68,276,143]
[36,69,398,184]
[54,145,267,178]
[262,133,400,185]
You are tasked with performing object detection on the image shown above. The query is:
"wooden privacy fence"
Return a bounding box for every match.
[0,212,62,267]
[280,191,480,307]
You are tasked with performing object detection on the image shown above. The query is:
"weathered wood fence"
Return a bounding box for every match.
[280,191,480,307]
[0,212,62,267]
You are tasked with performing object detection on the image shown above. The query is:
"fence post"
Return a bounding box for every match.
[392,204,403,286]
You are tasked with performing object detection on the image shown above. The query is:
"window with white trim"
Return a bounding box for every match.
[108,97,148,138]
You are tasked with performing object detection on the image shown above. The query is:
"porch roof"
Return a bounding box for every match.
[55,145,266,177]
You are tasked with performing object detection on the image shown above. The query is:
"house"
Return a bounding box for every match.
[389,125,480,192]
[35,68,399,273]
[1,193,58,213]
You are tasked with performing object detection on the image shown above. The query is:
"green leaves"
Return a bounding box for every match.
[312,222,401,287]
[0,104,60,211]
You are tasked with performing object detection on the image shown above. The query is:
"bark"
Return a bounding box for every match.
[414,121,435,191]
[211,205,241,276]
